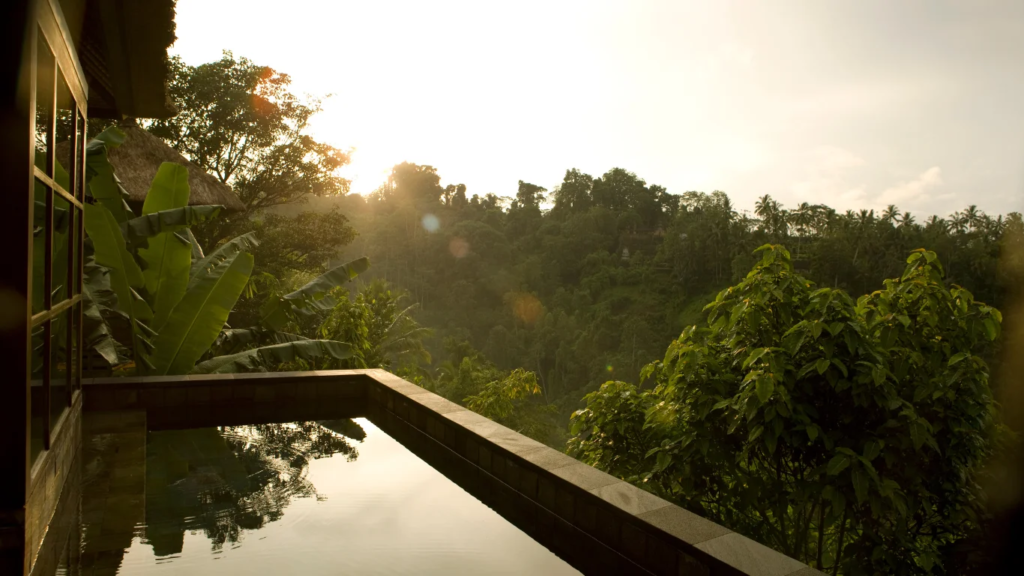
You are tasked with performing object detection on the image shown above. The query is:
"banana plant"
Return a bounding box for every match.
[259,256,371,329]
[82,127,363,375]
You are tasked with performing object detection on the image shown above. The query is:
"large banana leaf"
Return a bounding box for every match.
[83,202,153,366]
[189,232,259,290]
[212,327,309,355]
[85,127,132,223]
[286,256,370,307]
[185,228,205,261]
[138,164,192,328]
[82,259,122,366]
[191,340,353,374]
[122,206,223,244]
[260,257,370,329]
[149,251,254,375]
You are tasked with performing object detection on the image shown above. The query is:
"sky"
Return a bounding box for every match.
[170,0,1024,217]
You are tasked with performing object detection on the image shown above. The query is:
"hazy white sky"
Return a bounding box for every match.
[171,0,1024,217]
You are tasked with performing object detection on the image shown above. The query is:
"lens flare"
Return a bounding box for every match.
[422,214,440,233]
[449,237,469,258]
[507,292,543,326]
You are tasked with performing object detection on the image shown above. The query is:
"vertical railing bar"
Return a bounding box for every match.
[64,103,77,406]
[27,24,39,464]
[42,318,51,451]
[43,54,57,449]
[76,110,85,390]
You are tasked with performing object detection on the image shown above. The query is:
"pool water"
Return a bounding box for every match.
[78,417,579,575]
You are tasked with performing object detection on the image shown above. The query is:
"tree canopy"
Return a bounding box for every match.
[148,52,351,214]
[568,246,1002,574]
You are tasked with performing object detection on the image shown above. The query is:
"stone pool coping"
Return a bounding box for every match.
[83,369,825,576]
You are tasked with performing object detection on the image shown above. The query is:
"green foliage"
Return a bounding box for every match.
[146,51,351,249]
[259,256,370,330]
[465,368,557,442]
[568,246,1001,574]
[84,200,154,365]
[81,129,360,375]
[319,162,1019,456]
[413,340,557,443]
[192,340,354,374]
[149,251,254,375]
[316,280,432,370]
[138,164,193,328]
[245,210,356,277]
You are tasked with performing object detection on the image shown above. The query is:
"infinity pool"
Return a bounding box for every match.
[77,415,579,575]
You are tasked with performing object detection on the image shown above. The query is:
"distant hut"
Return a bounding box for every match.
[59,122,246,214]
[104,123,246,214]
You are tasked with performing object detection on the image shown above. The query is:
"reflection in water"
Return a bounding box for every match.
[143,420,364,557]
[79,416,578,575]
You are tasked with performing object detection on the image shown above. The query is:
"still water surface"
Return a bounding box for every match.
[80,417,579,575]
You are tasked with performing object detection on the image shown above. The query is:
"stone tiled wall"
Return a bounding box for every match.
[24,393,82,576]
[365,370,823,576]
[82,369,825,576]
[82,371,370,429]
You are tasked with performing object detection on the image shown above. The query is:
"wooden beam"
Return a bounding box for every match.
[36,0,87,115]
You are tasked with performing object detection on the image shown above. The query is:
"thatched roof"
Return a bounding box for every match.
[59,126,246,212]
[108,126,246,211]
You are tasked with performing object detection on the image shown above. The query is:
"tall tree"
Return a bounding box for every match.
[148,52,351,218]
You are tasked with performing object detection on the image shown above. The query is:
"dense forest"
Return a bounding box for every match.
[265,164,1022,438]
[79,53,1022,574]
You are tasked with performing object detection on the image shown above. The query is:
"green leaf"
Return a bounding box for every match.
[81,259,122,366]
[910,421,925,450]
[948,352,968,366]
[983,318,998,341]
[285,257,370,308]
[141,163,190,215]
[84,202,153,366]
[863,440,881,461]
[213,327,309,355]
[743,347,768,369]
[811,321,823,339]
[149,252,254,375]
[852,469,869,503]
[123,206,223,244]
[816,358,830,375]
[831,358,849,378]
[85,128,133,223]
[192,340,354,374]
[189,232,259,290]
[755,376,775,403]
[185,228,205,260]
[872,367,886,386]
[807,425,818,441]
[748,425,763,442]
[261,257,371,329]
[827,454,850,475]
[654,451,673,473]
[138,164,193,329]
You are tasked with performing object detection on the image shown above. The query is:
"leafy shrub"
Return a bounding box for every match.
[569,245,1002,574]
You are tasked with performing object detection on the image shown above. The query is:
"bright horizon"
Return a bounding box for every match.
[170,0,1024,217]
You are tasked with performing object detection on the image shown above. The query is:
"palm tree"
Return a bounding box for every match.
[965,205,981,231]
[882,204,901,225]
[949,211,968,235]
[925,215,946,231]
